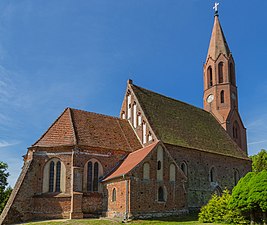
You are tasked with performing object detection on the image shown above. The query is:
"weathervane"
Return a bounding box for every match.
[213,2,219,15]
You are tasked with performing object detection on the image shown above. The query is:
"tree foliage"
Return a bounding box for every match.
[199,189,247,224]
[250,149,267,172]
[0,161,12,213]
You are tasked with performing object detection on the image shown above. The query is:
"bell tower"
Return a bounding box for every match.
[203,4,247,153]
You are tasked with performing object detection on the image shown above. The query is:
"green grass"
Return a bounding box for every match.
[23,214,225,225]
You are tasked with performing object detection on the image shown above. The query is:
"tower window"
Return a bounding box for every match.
[220,90,225,103]
[218,62,224,83]
[207,66,213,87]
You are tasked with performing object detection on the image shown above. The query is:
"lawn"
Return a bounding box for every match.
[23,214,224,225]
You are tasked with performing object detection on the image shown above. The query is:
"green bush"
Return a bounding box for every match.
[198,189,247,224]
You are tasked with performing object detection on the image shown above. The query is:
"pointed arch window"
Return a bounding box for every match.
[220,90,225,103]
[85,159,103,192]
[233,121,241,146]
[169,164,176,182]
[210,167,215,182]
[207,66,213,87]
[112,188,116,202]
[49,161,55,192]
[43,158,66,193]
[158,187,165,202]
[218,62,224,83]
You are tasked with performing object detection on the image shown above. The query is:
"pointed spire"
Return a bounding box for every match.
[206,11,231,61]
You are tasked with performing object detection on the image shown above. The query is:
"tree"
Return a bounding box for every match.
[250,149,267,172]
[229,171,267,224]
[0,161,11,213]
[199,189,247,224]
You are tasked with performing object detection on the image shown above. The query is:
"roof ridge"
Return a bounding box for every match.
[131,84,208,114]
[32,108,71,146]
[69,107,124,121]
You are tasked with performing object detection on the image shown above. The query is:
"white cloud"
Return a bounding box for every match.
[0,140,19,148]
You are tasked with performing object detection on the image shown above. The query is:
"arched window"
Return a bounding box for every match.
[218,62,224,83]
[112,188,116,202]
[181,162,188,176]
[55,161,61,192]
[229,63,235,85]
[43,158,66,193]
[233,121,241,146]
[143,162,150,180]
[157,161,161,170]
[121,111,126,119]
[210,167,215,182]
[207,66,213,87]
[234,169,239,185]
[158,187,165,202]
[169,164,176,182]
[220,90,225,103]
[85,159,103,192]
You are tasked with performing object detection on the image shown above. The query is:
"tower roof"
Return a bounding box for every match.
[207,15,231,60]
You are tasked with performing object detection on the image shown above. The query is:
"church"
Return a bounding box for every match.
[0,7,251,225]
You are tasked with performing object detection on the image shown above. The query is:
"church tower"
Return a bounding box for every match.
[203,6,247,153]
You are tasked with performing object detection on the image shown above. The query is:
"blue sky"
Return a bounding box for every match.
[0,1,267,187]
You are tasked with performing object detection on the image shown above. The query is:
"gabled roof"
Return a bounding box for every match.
[102,141,159,182]
[207,15,231,60]
[131,84,249,159]
[33,108,141,152]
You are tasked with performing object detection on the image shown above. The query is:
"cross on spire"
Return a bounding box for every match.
[213,2,219,15]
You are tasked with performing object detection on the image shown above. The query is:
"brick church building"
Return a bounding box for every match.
[0,8,251,225]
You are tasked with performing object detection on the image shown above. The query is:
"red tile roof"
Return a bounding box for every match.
[33,108,142,152]
[102,141,159,182]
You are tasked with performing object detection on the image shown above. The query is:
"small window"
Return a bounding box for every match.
[112,188,116,202]
[181,162,188,176]
[218,62,224,83]
[157,161,161,170]
[158,187,165,202]
[229,63,235,85]
[220,90,225,103]
[210,167,215,182]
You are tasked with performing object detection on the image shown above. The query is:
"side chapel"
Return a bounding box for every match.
[0,7,251,225]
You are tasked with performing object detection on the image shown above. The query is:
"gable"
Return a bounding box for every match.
[130,84,249,160]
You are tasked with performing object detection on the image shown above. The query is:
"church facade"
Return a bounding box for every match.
[0,10,251,225]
